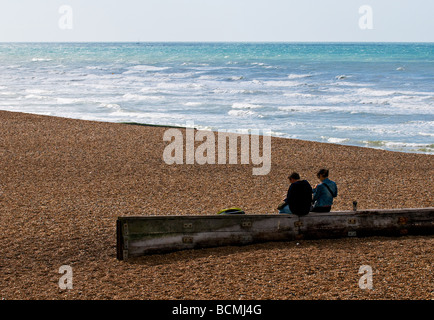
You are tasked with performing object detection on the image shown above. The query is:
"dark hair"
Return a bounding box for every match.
[317,169,329,178]
[288,172,300,180]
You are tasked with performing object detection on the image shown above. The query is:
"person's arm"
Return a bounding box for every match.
[285,184,293,205]
[312,184,321,201]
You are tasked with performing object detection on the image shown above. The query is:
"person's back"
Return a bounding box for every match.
[287,179,313,215]
[278,172,312,216]
[312,169,338,212]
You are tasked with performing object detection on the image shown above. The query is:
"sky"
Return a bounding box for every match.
[0,0,433,42]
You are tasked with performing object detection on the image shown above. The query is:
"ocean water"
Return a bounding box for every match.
[0,42,433,154]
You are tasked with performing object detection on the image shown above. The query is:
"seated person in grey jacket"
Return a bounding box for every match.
[311,169,338,212]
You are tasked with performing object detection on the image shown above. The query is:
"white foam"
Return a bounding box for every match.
[283,93,314,99]
[418,132,434,137]
[212,89,256,94]
[288,73,312,79]
[0,91,17,96]
[228,109,263,117]
[251,80,263,85]
[333,125,359,131]
[156,82,204,90]
[25,89,51,95]
[359,98,391,105]
[251,62,276,69]
[109,110,187,122]
[319,136,352,144]
[126,65,170,72]
[228,76,244,81]
[406,120,434,125]
[154,72,195,79]
[184,102,203,106]
[334,124,405,135]
[89,84,118,90]
[322,95,361,104]
[278,106,332,113]
[325,137,350,144]
[263,80,303,87]
[355,88,398,96]
[355,140,432,153]
[122,93,165,101]
[198,75,217,80]
[99,103,121,111]
[5,65,21,69]
[268,131,287,137]
[139,87,161,94]
[232,102,262,109]
[25,94,48,100]
[384,141,429,148]
[31,58,53,62]
[86,66,101,70]
[56,97,83,104]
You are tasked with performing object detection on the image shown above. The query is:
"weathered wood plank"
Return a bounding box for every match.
[124,215,292,235]
[297,209,434,239]
[116,208,434,260]
[127,230,297,257]
[117,215,299,259]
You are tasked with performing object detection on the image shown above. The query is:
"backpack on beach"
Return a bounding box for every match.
[217,207,245,215]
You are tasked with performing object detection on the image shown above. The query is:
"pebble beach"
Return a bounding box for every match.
[0,110,433,300]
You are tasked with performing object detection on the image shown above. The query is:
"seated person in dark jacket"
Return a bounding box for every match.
[278,172,312,215]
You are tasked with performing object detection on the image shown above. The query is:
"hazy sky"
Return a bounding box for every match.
[0,0,433,42]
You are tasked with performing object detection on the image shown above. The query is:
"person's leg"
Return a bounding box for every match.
[323,206,331,212]
[279,204,292,214]
[311,206,331,213]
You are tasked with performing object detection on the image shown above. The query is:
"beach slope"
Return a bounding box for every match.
[0,110,432,299]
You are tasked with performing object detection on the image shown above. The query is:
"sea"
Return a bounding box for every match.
[0,42,433,154]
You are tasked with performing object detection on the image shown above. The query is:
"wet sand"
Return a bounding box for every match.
[0,110,432,299]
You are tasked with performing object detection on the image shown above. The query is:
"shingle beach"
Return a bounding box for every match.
[0,110,432,299]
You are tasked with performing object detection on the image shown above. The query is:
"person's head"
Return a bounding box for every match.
[288,172,300,184]
[317,169,329,181]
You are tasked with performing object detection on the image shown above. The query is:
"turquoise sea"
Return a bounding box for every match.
[0,42,433,153]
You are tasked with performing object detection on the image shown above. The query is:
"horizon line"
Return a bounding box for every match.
[1,40,434,44]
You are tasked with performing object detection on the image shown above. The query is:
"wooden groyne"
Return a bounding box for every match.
[116,208,434,260]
